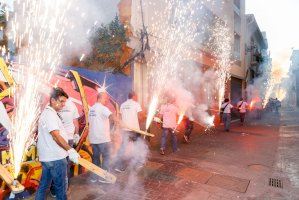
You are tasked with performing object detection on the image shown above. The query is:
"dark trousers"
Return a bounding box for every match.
[91,142,111,171]
[115,131,140,170]
[240,113,245,123]
[184,121,194,139]
[222,113,231,131]
[161,128,178,151]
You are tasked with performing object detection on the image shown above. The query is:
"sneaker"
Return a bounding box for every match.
[160,148,165,155]
[98,178,110,184]
[114,168,125,173]
[183,135,189,143]
[173,148,180,153]
[50,190,56,198]
[90,178,97,183]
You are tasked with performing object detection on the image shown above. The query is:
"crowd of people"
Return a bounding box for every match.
[0,85,282,199]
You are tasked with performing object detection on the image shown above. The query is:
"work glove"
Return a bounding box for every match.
[73,134,80,145]
[67,148,80,164]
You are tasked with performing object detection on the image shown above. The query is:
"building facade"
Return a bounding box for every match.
[118,0,247,107]
[290,50,299,107]
[245,14,269,85]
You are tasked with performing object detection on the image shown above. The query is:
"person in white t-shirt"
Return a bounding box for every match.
[58,98,80,146]
[115,92,143,172]
[88,92,117,182]
[221,98,234,132]
[237,98,248,126]
[36,87,80,200]
[50,97,80,197]
[0,101,11,147]
[158,96,179,155]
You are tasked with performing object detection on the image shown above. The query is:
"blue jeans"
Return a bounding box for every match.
[222,113,231,131]
[91,142,111,171]
[35,158,67,200]
[50,140,74,195]
[161,128,178,152]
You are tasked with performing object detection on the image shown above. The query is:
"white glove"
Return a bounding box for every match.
[67,148,80,164]
[73,134,80,144]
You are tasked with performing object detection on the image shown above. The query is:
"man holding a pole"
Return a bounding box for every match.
[36,87,80,200]
[115,91,143,172]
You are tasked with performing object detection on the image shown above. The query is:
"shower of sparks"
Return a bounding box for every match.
[79,53,85,61]
[276,88,286,101]
[9,0,74,178]
[262,67,283,107]
[205,115,215,128]
[146,94,158,131]
[177,111,185,125]
[145,0,207,128]
[249,100,255,110]
[208,20,232,110]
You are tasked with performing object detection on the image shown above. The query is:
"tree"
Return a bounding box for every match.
[84,15,129,73]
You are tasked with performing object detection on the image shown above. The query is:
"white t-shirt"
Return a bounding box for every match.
[58,99,80,140]
[0,101,11,132]
[37,106,68,162]
[88,102,112,144]
[237,101,248,113]
[221,103,233,114]
[120,99,142,130]
[159,103,178,129]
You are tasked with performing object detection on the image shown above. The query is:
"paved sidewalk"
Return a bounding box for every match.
[28,110,299,200]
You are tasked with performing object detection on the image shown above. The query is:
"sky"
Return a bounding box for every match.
[246,0,299,73]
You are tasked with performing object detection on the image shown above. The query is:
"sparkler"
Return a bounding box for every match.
[209,20,232,111]
[145,0,204,128]
[249,100,255,110]
[8,0,75,178]
[144,0,229,129]
[79,53,85,61]
[146,94,158,131]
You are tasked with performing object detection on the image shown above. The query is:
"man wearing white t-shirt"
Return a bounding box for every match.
[115,92,143,172]
[237,98,248,125]
[0,101,11,147]
[50,97,80,197]
[36,88,80,200]
[88,92,117,182]
[221,98,234,132]
[158,96,179,155]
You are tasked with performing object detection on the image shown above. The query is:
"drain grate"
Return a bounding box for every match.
[269,178,283,188]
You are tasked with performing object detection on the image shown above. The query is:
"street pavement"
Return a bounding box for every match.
[29,109,299,200]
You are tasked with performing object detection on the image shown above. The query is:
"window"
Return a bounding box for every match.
[234,33,241,61]
[234,0,241,9]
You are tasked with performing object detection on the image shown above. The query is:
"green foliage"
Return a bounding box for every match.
[85,15,129,73]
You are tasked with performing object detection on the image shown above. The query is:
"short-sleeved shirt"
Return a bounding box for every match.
[58,99,80,140]
[120,99,142,130]
[0,101,11,132]
[159,103,178,129]
[237,101,248,113]
[88,102,112,144]
[37,106,68,162]
[221,103,233,114]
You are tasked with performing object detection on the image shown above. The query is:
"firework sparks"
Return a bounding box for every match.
[208,20,232,110]
[79,53,85,61]
[177,111,185,125]
[9,0,75,178]
[249,100,255,110]
[146,94,159,131]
